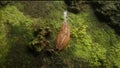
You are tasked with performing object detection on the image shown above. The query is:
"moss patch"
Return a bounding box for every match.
[0,1,120,68]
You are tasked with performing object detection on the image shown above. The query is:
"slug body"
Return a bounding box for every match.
[56,22,70,50]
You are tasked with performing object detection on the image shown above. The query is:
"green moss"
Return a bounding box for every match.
[66,11,106,66]
[0,1,120,68]
[0,5,33,66]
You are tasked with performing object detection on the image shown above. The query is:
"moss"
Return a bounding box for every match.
[29,26,52,54]
[91,1,120,34]
[0,5,33,67]
[0,1,120,68]
[67,12,106,66]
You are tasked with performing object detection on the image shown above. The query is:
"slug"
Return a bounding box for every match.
[56,22,70,50]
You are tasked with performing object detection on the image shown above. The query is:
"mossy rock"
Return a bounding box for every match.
[29,26,52,55]
[91,1,120,34]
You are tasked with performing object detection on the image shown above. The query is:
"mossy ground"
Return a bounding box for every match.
[0,1,120,68]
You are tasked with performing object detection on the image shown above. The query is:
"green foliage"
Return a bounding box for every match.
[91,1,120,34]
[0,1,120,68]
[58,4,120,68]
[30,2,120,68]
[29,26,52,53]
[0,5,33,66]
[67,12,106,66]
